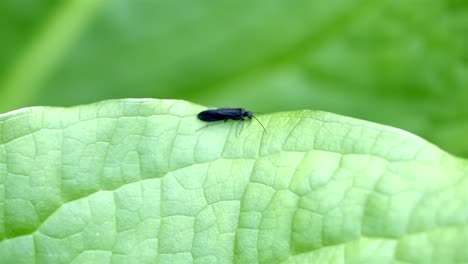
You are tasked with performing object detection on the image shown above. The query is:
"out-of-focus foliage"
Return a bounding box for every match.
[1,0,467,157]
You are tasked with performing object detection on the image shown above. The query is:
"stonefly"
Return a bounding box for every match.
[197,108,266,133]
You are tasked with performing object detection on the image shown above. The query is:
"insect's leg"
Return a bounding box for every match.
[196,122,222,132]
[236,120,245,136]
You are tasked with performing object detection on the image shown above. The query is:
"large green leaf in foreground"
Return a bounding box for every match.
[0,99,467,263]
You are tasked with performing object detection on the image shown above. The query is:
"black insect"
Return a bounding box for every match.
[197,108,266,133]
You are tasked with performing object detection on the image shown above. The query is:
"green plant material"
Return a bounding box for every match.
[0,99,467,263]
[1,1,468,157]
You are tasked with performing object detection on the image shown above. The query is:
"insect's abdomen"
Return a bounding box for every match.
[197,111,225,121]
[197,108,244,122]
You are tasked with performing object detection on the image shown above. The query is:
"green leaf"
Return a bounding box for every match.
[1,1,468,157]
[0,99,467,263]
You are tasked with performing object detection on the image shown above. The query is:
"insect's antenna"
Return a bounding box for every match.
[252,115,267,133]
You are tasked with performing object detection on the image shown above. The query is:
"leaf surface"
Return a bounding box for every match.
[0,99,467,263]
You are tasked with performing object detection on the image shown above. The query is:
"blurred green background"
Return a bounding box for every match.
[1,0,467,157]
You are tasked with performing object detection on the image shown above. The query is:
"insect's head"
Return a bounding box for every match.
[244,111,254,118]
